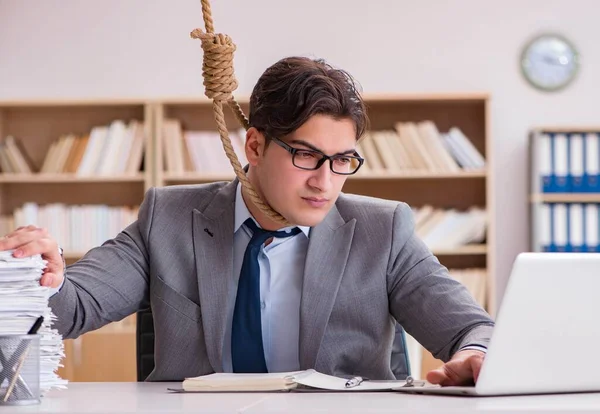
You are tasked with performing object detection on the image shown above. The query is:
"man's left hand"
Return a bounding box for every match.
[426,349,485,386]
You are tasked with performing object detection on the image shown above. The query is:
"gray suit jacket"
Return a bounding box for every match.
[49,178,494,381]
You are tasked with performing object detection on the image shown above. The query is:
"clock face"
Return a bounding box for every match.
[521,34,579,91]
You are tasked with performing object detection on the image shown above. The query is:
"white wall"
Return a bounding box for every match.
[1,0,599,307]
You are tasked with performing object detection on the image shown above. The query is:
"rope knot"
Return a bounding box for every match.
[191,28,239,102]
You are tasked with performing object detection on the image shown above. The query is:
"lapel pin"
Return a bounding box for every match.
[204,228,214,237]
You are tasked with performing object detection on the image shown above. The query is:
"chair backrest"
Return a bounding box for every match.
[136,309,411,381]
[136,309,155,382]
[391,322,411,379]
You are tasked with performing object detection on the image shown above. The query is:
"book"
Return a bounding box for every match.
[175,369,427,393]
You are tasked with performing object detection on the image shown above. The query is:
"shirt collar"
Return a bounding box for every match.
[234,182,310,237]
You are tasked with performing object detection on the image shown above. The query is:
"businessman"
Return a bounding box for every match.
[0,56,493,386]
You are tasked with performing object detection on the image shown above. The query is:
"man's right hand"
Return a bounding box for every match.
[0,225,64,288]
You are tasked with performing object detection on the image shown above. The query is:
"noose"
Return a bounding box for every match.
[190,0,290,226]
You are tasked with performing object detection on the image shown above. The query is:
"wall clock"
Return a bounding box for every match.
[520,33,580,92]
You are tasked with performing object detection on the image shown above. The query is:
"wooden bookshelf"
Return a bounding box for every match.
[530,193,600,203]
[0,99,153,383]
[154,99,250,187]
[63,251,93,261]
[155,93,495,380]
[432,245,488,255]
[0,173,145,184]
[370,94,493,313]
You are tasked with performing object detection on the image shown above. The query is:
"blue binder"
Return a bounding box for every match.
[541,203,552,252]
[569,203,584,252]
[548,203,556,252]
[584,133,600,193]
[565,203,572,252]
[596,203,600,253]
[581,204,588,252]
[541,134,553,193]
[570,134,585,193]
[554,203,568,252]
[584,203,599,252]
[552,134,571,193]
[548,134,557,192]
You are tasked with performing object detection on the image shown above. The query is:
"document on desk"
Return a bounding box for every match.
[0,250,68,394]
[172,369,434,393]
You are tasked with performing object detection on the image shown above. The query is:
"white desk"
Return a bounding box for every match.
[7,382,600,413]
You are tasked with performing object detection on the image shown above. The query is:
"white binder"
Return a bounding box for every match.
[585,204,599,252]
[553,203,568,251]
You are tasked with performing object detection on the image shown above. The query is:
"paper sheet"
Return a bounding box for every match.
[0,250,68,393]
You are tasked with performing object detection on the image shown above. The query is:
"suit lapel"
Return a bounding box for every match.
[193,180,237,372]
[299,205,356,369]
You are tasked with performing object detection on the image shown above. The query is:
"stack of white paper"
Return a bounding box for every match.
[0,250,67,394]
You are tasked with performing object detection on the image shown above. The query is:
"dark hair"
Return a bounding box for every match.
[248,57,368,142]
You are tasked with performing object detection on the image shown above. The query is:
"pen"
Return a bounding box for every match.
[344,375,422,389]
[27,316,44,335]
[3,316,44,402]
[344,376,364,388]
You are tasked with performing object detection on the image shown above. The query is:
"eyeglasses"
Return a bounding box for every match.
[269,136,364,175]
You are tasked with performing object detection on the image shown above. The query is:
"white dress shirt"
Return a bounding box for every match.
[221,183,310,373]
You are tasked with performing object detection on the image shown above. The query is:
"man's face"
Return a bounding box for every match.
[248,114,357,227]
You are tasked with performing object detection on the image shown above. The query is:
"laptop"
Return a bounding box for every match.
[397,252,600,396]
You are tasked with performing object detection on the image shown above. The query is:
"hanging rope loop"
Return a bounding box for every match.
[191,1,290,226]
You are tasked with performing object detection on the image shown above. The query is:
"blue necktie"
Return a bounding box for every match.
[231,218,301,373]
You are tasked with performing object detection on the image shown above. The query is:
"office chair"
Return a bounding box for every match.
[136,309,411,381]
[136,308,156,382]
